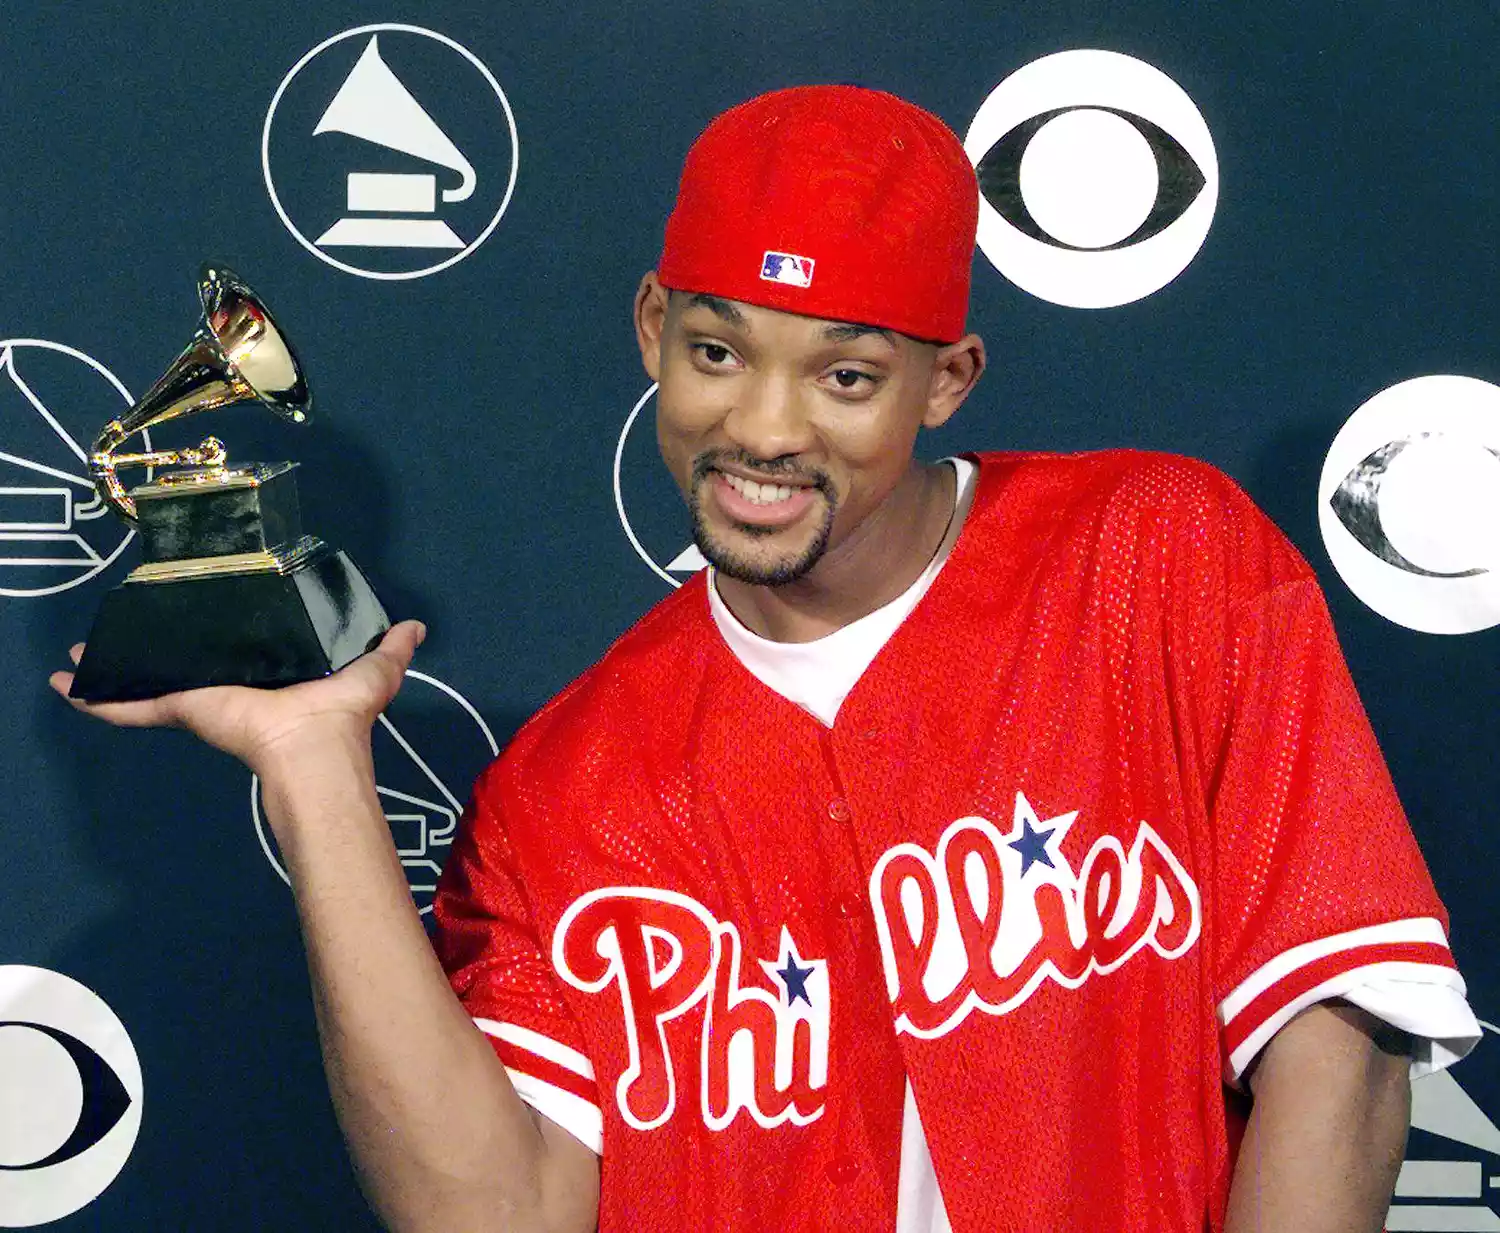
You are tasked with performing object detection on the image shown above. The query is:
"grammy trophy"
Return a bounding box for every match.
[68,264,390,702]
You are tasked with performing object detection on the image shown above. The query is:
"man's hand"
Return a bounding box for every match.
[48,620,426,774]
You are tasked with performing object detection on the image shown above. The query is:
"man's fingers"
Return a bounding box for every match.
[365,621,426,680]
[382,620,427,658]
[49,622,428,737]
[51,652,193,728]
[58,690,183,729]
[290,620,426,717]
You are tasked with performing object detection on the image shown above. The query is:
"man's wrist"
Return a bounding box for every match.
[250,720,373,779]
[253,726,382,848]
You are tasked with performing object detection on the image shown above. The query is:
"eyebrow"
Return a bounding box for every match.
[820,322,898,346]
[684,293,749,329]
[683,293,898,347]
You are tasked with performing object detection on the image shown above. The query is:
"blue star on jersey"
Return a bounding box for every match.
[1000,794,1077,880]
[777,955,814,1005]
[761,928,822,1007]
[1008,815,1057,875]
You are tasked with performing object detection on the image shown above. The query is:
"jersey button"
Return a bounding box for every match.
[828,798,851,822]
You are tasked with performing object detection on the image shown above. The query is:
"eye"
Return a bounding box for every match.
[0,966,143,1223]
[691,342,738,368]
[829,369,873,391]
[0,1021,133,1171]
[963,49,1219,308]
[976,106,1204,252]
[1329,436,1497,579]
[1317,374,1500,636]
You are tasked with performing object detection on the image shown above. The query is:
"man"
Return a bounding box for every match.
[55,86,1479,1232]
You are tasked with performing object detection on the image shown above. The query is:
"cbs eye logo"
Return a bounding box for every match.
[0,967,142,1226]
[1319,374,1500,634]
[964,49,1218,308]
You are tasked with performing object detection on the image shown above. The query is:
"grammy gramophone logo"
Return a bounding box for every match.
[1389,1019,1500,1230]
[252,668,500,915]
[0,341,148,599]
[262,24,520,280]
[614,384,709,589]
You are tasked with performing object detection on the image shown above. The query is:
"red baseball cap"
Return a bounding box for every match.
[657,86,979,344]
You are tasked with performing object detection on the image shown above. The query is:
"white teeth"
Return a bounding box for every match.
[723,473,797,505]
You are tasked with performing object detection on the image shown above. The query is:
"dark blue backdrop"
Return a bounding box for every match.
[2,2,1496,1228]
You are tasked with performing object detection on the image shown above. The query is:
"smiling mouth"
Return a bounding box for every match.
[720,472,806,506]
[704,469,822,530]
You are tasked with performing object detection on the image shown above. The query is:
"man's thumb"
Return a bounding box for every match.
[377,620,426,670]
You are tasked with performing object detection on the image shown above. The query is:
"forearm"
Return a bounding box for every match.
[261,735,596,1233]
[1224,1002,1410,1233]
[54,624,597,1229]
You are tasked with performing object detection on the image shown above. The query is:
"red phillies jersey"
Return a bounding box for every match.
[433,451,1463,1232]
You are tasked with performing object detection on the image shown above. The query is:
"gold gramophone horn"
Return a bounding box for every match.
[88,263,311,520]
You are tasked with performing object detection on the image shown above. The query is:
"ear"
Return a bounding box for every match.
[922,333,986,430]
[634,271,671,382]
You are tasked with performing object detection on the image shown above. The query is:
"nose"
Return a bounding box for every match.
[722,373,815,462]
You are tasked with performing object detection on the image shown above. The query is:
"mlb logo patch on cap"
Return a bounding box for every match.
[760,251,814,288]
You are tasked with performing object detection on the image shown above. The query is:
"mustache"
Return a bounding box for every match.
[691,449,834,495]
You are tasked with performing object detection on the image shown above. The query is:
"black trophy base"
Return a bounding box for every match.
[69,549,391,702]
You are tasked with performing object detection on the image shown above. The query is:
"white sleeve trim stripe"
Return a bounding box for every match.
[1224,961,1477,1083]
[474,1018,596,1080]
[1218,917,1449,1022]
[506,1068,604,1156]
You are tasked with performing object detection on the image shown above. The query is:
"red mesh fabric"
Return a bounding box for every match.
[434,782,603,1122]
[657,86,979,342]
[432,451,1456,1232]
